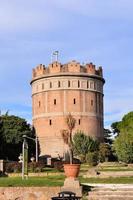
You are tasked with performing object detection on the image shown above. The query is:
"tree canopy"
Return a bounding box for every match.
[113,111,133,163]
[0,114,36,161]
[73,130,99,162]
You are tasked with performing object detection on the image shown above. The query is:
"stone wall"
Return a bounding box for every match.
[0,187,61,200]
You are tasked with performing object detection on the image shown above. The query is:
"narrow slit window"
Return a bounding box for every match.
[49,119,52,125]
[79,119,80,125]
[87,81,89,88]
[54,99,56,105]
[91,99,93,106]
[68,80,70,87]
[73,98,76,104]
[50,82,52,88]
[38,101,41,107]
[58,81,60,87]
[78,80,80,88]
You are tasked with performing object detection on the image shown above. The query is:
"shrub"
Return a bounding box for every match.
[28,161,45,172]
[86,151,98,166]
[5,161,22,173]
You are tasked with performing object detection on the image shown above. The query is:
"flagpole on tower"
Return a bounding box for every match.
[51,51,59,63]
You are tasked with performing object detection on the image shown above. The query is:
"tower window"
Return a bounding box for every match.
[91,99,93,106]
[78,119,80,125]
[68,80,70,87]
[38,101,41,107]
[54,99,56,105]
[50,82,52,88]
[87,81,89,88]
[73,98,76,104]
[78,80,80,88]
[49,119,52,125]
[58,81,60,87]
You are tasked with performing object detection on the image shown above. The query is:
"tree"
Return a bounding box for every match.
[104,128,113,145]
[0,114,36,161]
[112,112,133,163]
[99,143,111,162]
[73,130,99,162]
[111,122,120,136]
[61,113,76,164]
[113,132,133,163]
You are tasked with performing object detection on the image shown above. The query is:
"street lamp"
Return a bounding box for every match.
[22,135,28,180]
[23,135,38,162]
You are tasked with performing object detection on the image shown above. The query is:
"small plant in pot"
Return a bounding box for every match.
[61,113,80,178]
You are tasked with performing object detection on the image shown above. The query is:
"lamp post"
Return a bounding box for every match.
[23,135,38,162]
[22,135,28,180]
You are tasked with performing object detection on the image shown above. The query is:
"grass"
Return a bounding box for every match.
[80,176,133,184]
[99,168,133,172]
[0,175,133,187]
[0,175,65,187]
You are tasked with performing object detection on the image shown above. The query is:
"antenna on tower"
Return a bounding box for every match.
[51,51,59,63]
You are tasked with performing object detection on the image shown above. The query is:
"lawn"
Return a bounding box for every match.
[80,176,133,184]
[0,175,133,187]
[0,175,65,187]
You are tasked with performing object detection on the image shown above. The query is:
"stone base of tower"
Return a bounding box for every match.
[61,178,82,196]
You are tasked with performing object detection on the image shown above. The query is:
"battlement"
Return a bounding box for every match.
[32,60,103,78]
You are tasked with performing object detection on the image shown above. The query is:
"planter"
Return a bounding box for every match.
[63,164,80,178]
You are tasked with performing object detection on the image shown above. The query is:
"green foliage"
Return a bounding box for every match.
[104,129,113,144]
[112,112,133,163]
[111,122,120,135]
[73,131,99,162]
[0,114,36,161]
[86,151,98,166]
[99,143,111,162]
[113,132,133,163]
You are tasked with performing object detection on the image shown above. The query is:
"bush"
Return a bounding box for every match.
[53,161,63,171]
[28,161,45,172]
[86,151,98,166]
[5,161,22,173]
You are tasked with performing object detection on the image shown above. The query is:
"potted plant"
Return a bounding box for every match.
[61,113,80,178]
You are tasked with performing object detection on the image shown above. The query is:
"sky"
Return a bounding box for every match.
[0,0,133,129]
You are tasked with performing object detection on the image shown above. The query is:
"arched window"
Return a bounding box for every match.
[73,98,76,104]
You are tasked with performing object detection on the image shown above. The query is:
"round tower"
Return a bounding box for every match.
[31,60,105,157]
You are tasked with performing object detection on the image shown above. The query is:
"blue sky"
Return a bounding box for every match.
[0,0,133,128]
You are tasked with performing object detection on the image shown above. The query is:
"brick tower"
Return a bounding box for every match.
[31,60,105,157]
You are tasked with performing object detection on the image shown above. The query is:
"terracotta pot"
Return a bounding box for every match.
[63,164,80,178]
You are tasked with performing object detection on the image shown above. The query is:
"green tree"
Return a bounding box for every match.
[104,128,113,144]
[0,114,36,161]
[113,132,133,163]
[111,122,120,136]
[99,143,111,162]
[113,112,133,163]
[72,131,99,162]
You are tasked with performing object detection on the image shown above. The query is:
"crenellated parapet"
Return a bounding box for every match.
[32,60,103,79]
